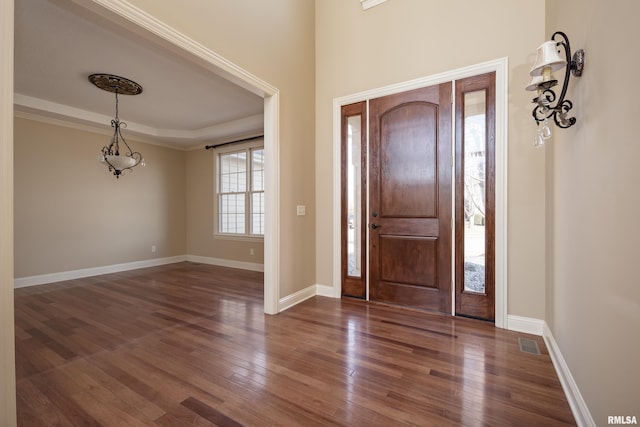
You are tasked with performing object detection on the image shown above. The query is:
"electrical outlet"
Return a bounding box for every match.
[297,205,306,216]
[250,248,254,256]
[151,245,157,253]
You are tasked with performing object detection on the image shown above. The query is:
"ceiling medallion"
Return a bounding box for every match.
[88,73,143,96]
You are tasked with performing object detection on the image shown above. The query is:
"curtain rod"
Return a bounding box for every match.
[205,135,264,150]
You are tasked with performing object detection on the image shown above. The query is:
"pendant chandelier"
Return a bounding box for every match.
[89,73,144,178]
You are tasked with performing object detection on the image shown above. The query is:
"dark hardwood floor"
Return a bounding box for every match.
[14,262,575,426]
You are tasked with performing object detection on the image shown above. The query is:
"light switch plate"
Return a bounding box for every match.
[296,205,306,216]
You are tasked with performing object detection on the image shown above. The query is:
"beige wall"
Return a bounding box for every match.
[546,0,640,422]
[126,0,316,296]
[185,147,264,264]
[14,117,186,277]
[315,0,547,318]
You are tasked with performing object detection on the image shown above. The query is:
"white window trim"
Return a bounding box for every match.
[213,139,265,241]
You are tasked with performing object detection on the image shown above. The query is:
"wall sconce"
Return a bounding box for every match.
[526,31,585,146]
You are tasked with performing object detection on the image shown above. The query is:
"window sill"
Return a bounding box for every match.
[213,233,264,243]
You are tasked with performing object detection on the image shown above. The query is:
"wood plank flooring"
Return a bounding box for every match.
[14,262,575,426]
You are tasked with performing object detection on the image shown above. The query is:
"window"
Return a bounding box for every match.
[214,140,264,239]
[361,0,387,10]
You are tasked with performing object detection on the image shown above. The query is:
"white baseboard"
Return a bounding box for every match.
[278,284,317,312]
[14,254,265,288]
[506,316,595,426]
[543,323,595,427]
[277,284,340,312]
[186,255,264,272]
[277,284,338,312]
[14,255,187,288]
[507,314,545,336]
[316,284,338,298]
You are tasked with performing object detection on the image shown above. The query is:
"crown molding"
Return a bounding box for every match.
[80,0,277,98]
[14,93,263,150]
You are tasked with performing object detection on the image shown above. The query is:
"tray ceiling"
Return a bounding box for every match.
[14,0,265,149]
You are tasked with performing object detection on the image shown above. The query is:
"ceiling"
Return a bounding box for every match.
[13,0,265,150]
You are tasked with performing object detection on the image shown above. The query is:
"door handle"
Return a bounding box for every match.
[371,223,380,229]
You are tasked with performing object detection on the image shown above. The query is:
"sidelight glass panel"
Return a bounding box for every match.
[347,115,362,277]
[463,90,487,293]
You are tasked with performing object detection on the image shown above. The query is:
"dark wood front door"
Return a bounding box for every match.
[369,83,452,313]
